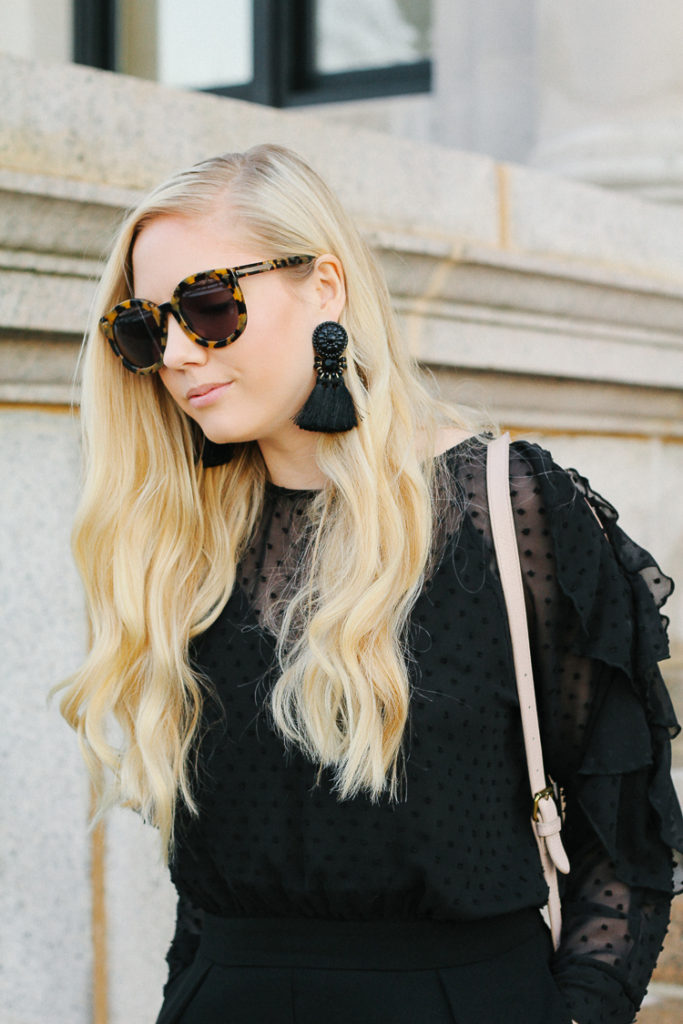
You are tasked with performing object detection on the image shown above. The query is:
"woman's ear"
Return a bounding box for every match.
[313,254,346,320]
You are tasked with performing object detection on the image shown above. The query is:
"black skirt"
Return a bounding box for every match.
[155,910,573,1024]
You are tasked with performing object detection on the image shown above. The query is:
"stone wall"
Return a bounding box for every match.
[1,54,681,1024]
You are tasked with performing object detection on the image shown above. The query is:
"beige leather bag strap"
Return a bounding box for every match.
[486,433,570,951]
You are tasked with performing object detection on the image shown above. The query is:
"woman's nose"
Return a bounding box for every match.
[162,313,209,370]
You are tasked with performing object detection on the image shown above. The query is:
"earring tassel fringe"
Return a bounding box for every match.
[294,378,358,433]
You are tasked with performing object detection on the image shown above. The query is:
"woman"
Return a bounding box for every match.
[57,144,682,1024]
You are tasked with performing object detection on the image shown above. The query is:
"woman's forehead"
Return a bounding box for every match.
[130,212,259,297]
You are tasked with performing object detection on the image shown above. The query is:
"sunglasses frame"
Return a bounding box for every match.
[100,254,315,375]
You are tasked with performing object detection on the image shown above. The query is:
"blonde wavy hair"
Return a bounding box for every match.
[55,144,478,858]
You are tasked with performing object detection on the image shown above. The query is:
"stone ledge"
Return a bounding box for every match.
[399,297,683,389]
[3,334,683,441]
[504,162,683,285]
[438,370,683,439]
[3,217,683,393]
[0,166,139,207]
[0,338,82,405]
[0,55,499,248]
[3,54,683,284]
[0,267,96,336]
[2,55,683,408]
[0,246,101,277]
[0,175,129,261]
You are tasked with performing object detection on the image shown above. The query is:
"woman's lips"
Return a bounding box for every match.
[186,382,233,408]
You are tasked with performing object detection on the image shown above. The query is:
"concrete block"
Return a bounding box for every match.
[0,409,90,1024]
[0,267,97,336]
[0,170,136,258]
[504,162,683,283]
[0,54,499,245]
[106,809,176,1024]
[434,368,683,438]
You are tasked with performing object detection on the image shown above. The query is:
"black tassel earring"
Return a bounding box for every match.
[294,321,359,433]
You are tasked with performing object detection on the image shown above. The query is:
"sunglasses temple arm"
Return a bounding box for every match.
[234,256,315,281]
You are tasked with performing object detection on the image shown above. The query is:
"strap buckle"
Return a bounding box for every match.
[532,784,556,821]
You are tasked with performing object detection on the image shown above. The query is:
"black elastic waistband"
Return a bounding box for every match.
[199,908,544,971]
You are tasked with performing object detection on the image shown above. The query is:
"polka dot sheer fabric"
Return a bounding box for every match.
[165,439,682,1024]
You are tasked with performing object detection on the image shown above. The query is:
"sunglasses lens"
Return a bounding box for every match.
[113,306,164,370]
[180,277,240,340]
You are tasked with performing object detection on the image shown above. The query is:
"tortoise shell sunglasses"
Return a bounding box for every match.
[99,255,315,375]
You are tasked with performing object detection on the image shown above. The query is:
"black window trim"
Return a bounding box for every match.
[73,0,431,106]
[73,0,116,69]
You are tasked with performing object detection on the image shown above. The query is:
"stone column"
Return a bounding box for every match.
[432,0,537,163]
[2,0,72,63]
[118,0,158,81]
[530,0,683,203]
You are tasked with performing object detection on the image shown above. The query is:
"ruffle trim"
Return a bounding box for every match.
[515,442,683,895]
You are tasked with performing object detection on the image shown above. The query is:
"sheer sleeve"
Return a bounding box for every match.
[506,441,682,1024]
[163,890,205,997]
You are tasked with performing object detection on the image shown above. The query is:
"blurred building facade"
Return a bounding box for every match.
[1,3,682,1022]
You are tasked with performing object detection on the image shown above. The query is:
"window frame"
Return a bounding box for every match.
[73,0,116,69]
[73,0,431,106]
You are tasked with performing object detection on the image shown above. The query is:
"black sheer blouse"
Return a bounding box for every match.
[164,439,682,1024]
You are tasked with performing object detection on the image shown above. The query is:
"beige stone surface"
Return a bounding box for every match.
[2,54,683,410]
[105,809,175,1024]
[0,409,91,1024]
[2,0,72,65]
[532,0,683,202]
[436,368,683,437]
[289,92,434,144]
[504,162,683,283]
[402,293,683,389]
[0,338,82,405]
[654,897,683,985]
[431,0,536,163]
[380,232,683,400]
[637,985,683,1024]
[0,168,136,257]
[0,55,499,246]
[0,266,97,336]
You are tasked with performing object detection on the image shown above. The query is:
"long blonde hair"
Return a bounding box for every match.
[56,144,476,857]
